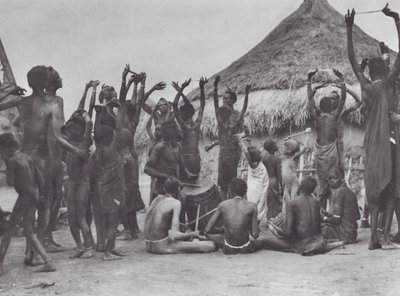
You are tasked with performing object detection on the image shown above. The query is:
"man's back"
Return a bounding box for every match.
[335,186,360,225]
[219,199,256,246]
[144,196,176,241]
[287,195,321,240]
[262,154,281,179]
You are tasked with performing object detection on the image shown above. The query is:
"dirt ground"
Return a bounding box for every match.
[0,183,400,296]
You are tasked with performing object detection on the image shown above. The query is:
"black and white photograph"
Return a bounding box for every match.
[0,0,400,295]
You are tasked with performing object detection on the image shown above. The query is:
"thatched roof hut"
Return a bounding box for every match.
[136,0,396,151]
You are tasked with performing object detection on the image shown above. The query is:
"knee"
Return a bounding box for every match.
[22,227,34,238]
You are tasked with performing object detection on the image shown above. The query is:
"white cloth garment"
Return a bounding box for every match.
[247,162,269,221]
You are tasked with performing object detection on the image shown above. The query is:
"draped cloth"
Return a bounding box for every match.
[363,81,397,205]
[247,163,269,221]
[321,217,358,244]
[314,140,341,184]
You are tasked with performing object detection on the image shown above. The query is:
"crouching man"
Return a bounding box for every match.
[144,177,217,254]
[264,176,344,255]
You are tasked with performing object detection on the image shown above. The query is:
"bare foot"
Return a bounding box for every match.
[96,244,105,252]
[368,240,382,250]
[34,261,56,273]
[118,233,133,241]
[381,241,400,250]
[30,254,45,266]
[79,249,94,259]
[69,249,85,259]
[102,253,122,261]
[110,249,125,257]
[45,243,67,253]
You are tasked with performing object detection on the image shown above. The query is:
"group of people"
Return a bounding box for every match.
[0,3,400,276]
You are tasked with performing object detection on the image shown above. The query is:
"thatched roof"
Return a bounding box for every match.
[135,0,396,150]
[188,0,395,99]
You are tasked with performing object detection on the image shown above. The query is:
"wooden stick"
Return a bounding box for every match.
[356,10,381,15]
[194,205,200,232]
[0,38,16,85]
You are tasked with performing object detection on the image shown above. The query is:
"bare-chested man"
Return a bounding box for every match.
[347,6,400,249]
[62,81,98,259]
[321,169,360,244]
[308,68,346,207]
[213,76,250,200]
[0,133,56,275]
[144,177,216,254]
[171,77,207,178]
[205,178,261,254]
[0,66,85,253]
[264,177,344,255]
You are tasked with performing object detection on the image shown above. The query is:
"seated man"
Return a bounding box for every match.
[264,177,344,256]
[321,169,360,244]
[205,178,261,255]
[144,177,217,254]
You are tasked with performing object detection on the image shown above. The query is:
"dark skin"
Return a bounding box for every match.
[214,76,250,199]
[346,5,400,249]
[307,68,346,146]
[205,196,259,253]
[63,82,97,259]
[0,69,86,251]
[144,188,216,254]
[0,146,56,275]
[141,80,170,125]
[172,77,207,176]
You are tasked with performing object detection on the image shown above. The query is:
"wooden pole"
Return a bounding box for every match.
[0,38,16,85]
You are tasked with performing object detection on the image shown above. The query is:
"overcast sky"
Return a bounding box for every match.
[1,0,399,117]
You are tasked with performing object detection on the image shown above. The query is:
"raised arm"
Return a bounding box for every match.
[236,85,250,127]
[346,9,370,86]
[340,86,362,118]
[234,135,257,169]
[142,81,167,114]
[171,81,185,128]
[131,74,146,131]
[332,69,346,120]
[82,111,94,151]
[213,76,223,126]
[146,108,156,141]
[383,5,400,81]
[0,86,25,102]
[86,81,100,118]
[119,64,130,103]
[195,77,208,126]
[307,69,319,120]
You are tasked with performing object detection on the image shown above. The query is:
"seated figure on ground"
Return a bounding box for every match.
[205,178,262,255]
[264,176,344,256]
[321,169,360,244]
[144,177,217,254]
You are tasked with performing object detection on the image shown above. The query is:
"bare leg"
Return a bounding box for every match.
[381,198,400,249]
[103,211,122,261]
[75,183,93,259]
[45,176,64,248]
[369,205,382,250]
[205,233,225,249]
[260,236,294,252]
[66,181,84,258]
[392,200,400,243]
[171,240,217,253]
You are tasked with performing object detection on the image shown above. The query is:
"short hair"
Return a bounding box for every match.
[300,176,317,195]
[94,125,114,146]
[157,98,168,106]
[225,88,237,103]
[330,166,345,180]
[161,121,177,141]
[179,103,195,118]
[46,66,61,88]
[319,97,332,113]
[368,57,387,80]
[263,138,278,152]
[99,85,116,103]
[247,146,261,163]
[0,133,19,151]
[27,65,48,91]
[229,178,247,197]
[164,177,180,195]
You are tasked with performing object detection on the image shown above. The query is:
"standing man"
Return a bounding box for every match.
[346,5,400,250]
[213,76,250,200]
[307,68,346,207]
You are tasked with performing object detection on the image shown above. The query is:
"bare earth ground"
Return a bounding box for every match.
[0,183,400,296]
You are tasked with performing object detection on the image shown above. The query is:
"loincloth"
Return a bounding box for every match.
[223,239,253,254]
[314,140,341,183]
[145,236,171,254]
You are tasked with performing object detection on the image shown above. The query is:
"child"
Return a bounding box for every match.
[281,138,306,208]
[0,133,56,275]
[234,135,268,222]
[262,138,282,220]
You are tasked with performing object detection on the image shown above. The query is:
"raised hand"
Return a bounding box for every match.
[140,72,146,84]
[86,80,100,89]
[360,58,369,71]
[122,64,130,80]
[245,84,251,94]
[307,69,318,81]
[345,9,355,27]
[181,78,191,89]
[153,81,166,91]
[382,3,400,20]
[199,77,208,88]
[171,81,180,92]
[332,68,344,81]
[214,75,220,86]
[128,73,140,85]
